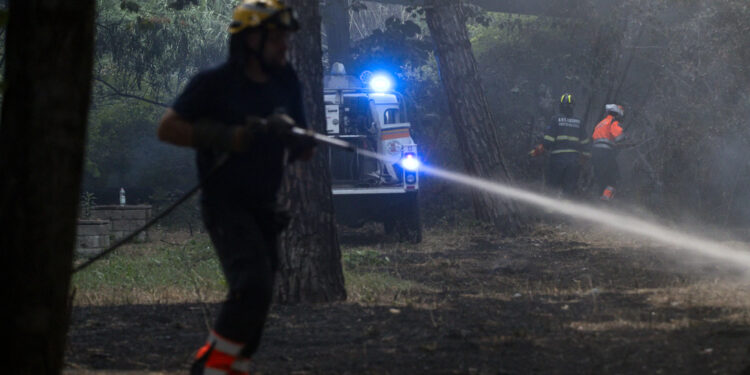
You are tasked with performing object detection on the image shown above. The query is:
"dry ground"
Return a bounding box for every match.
[66,223,750,374]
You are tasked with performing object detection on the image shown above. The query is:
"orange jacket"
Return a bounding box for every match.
[592,115,624,149]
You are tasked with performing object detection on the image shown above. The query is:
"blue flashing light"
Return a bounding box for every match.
[401,153,420,171]
[369,74,393,92]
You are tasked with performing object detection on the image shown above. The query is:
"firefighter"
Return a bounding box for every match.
[156,1,313,374]
[531,93,590,197]
[591,104,626,201]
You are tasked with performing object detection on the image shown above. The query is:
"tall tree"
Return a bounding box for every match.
[0,1,96,374]
[322,0,351,68]
[275,0,347,303]
[424,0,522,234]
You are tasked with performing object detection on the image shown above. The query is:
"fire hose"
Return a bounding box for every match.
[73,125,362,274]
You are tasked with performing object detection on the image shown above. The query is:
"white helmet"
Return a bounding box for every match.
[605,104,624,117]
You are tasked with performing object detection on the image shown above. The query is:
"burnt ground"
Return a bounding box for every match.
[66,223,750,374]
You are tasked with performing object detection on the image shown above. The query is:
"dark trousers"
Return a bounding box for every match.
[591,147,619,195]
[546,153,581,197]
[201,202,281,358]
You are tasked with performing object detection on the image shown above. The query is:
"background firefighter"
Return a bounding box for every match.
[591,104,626,201]
[530,93,590,197]
[156,1,314,374]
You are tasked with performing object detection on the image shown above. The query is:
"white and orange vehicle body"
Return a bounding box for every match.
[323,63,421,242]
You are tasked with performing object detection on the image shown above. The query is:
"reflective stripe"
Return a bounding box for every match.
[381,126,411,140]
[614,134,626,143]
[232,359,252,373]
[580,138,590,145]
[380,132,410,141]
[582,152,592,157]
[593,138,615,146]
[207,330,244,356]
[195,343,212,360]
[555,135,580,142]
[204,349,235,374]
[544,135,555,142]
[592,143,613,149]
[550,149,579,154]
[381,126,409,133]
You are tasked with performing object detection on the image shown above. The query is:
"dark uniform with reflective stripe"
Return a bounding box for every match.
[543,115,589,196]
[173,62,307,360]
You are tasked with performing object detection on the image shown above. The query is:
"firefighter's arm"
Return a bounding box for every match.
[579,125,591,158]
[157,108,249,151]
[612,121,626,144]
[542,119,557,150]
[530,119,557,157]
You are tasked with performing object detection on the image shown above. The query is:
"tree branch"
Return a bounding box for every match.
[94,77,169,108]
[367,0,616,17]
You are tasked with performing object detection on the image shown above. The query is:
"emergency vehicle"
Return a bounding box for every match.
[324,63,421,243]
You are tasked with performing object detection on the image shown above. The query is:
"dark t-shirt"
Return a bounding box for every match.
[172,62,306,207]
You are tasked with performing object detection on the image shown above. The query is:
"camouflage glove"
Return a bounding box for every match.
[193,118,248,152]
[264,113,296,137]
[529,144,545,157]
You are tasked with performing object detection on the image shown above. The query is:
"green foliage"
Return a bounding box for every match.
[72,235,225,303]
[84,0,233,200]
[119,0,140,13]
[95,0,231,101]
[85,99,195,195]
[343,248,390,269]
[350,15,431,75]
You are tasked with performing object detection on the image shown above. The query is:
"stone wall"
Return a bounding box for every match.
[90,205,152,242]
[76,219,111,255]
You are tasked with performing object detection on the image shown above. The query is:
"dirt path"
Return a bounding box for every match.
[66,224,750,374]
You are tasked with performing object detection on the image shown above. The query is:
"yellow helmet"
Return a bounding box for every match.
[228,0,299,34]
[560,93,575,105]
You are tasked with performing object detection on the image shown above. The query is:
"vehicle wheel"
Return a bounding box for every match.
[397,193,422,244]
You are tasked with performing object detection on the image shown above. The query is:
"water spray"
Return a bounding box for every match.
[420,165,750,269]
[77,126,750,273]
[299,126,750,270]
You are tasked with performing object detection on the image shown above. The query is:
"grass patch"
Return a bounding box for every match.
[72,230,429,307]
[72,234,226,306]
[342,248,391,269]
[341,246,422,305]
[343,269,418,305]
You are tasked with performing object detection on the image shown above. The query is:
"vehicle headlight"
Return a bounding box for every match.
[401,154,420,171]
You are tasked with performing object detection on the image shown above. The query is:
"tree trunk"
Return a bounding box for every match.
[0,1,96,374]
[322,0,351,68]
[275,0,347,303]
[424,0,522,234]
